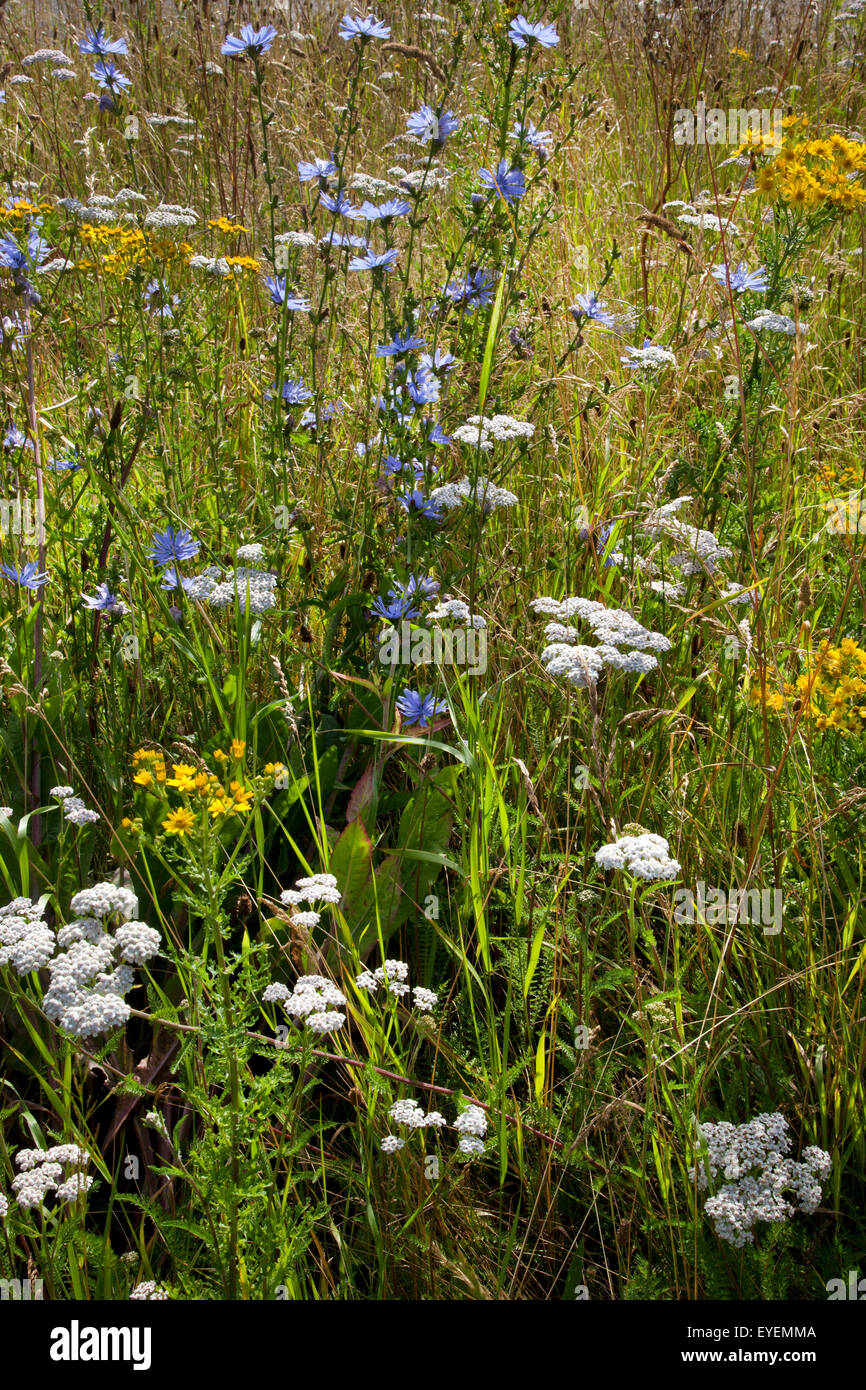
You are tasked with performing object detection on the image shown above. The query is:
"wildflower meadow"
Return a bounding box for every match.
[0,0,865,1338]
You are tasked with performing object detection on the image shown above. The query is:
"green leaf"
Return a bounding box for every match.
[479,269,508,413]
[329,820,373,924]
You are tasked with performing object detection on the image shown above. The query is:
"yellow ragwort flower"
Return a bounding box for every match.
[209,216,249,235]
[163,807,196,836]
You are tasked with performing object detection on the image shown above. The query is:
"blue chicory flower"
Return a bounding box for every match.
[357,198,412,223]
[1,562,49,590]
[477,160,526,207]
[159,567,195,593]
[406,105,459,145]
[569,291,616,328]
[338,14,392,41]
[79,24,128,56]
[348,248,400,272]
[508,15,559,48]
[148,526,201,568]
[81,583,124,613]
[398,488,442,519]
[444,269,497,314]
[221,24,278,58]
[711,261,768,294]
[395,689,448,727]
[143,279,179,318]
[320,190,362,219]
[90,60,132,95]
[298,156,337,184]
[376,331,427,358]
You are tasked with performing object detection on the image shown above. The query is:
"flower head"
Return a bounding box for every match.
[320,190,361,219]
[512,120,552,154]
[595,832,681,881]
[1,562,49,590]
[569,291,616,328]
[477,160,525,207]
[376,330,426,358]
[620,338,677,370]
[143,279,179,318]
[508,15,559,48]
[338,14,392,41]
[221,24,278,58]
[298,156,337,184]
[148,525,200,569]
[348,248,400,272]
[395,689,448,728]
[262,275,310,310]
[711,261,768,294]
[357,197,412,222]
[90,60,132,95]
[0,228,51,303]
[79,24,128,56]
[3,424,31,451]
[278,378,314,406]
[159,567,195,593]
[163,808,196,837]
[444,268,497,315]
[398,488,442,519]
[372,591,420,622]
[81,583,125,614]
[406,105,459,146]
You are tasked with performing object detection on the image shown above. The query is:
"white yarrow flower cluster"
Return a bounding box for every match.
[689,1113,832,1248]
[746,309,804,336]
[380,1101,444,1149]
[451,414,534,450]
[114,921,163,964]
[388,1098,447,1129]
[130,1281,170,1300]
[677,211,739,236]
[453,1104,488,1155]
[23,49,73,65]
[70,883,139,920]
[143,203,199,231]
[427,598,486,629]
[263,974,347,1035]
[0,897,56,974]
[188,254,233,277]
[235,542,265,563]
[356,957,410,997]
[354,959,439,1012]
[429,475,519,514]
[645,514,733,576]
[278,872,341,933]
[145,114,195,129]
[595,832,681,881]
[275,230,318,250]
[56,1172,96,1203]
[10,1143,91,1211]
[532,595,671,688]
[207,565,278,614]
[50,784,100,826]
[630,498,757,627]
[621,342,677,370]
[41,884,159,1038]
